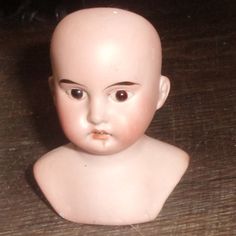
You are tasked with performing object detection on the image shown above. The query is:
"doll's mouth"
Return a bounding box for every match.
[91,130,111,140]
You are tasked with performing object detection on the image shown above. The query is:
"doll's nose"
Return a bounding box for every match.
[87,98,106,125]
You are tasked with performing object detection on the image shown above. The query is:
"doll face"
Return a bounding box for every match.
[50,8,165,155]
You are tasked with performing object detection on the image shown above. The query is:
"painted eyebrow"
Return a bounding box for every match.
[59,79,85,87]
[106,81,140,89]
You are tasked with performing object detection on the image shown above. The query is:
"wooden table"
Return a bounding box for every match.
[0,1,235,235]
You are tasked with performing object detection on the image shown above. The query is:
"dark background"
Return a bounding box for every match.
[0,0,235,235]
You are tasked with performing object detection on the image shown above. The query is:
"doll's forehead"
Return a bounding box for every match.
[51,8,161,60]
[51,8,162,85]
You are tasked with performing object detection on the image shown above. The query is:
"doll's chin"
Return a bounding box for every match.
[69,133,140,155]
[71,142,130,156]
[82,146,126,156]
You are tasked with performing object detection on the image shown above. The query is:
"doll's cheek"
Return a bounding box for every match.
[126,104,156,139]
[117,114,149,144]
[56,104,84,138]
[60,113,86,134]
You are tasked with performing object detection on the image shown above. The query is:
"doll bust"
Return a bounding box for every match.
[34,7,189,225]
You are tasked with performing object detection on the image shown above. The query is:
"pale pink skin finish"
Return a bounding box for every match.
[34,8,189,225]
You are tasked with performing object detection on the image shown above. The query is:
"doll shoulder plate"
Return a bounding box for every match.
[143,135,190,179]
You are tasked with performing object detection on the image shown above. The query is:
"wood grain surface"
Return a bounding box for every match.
[0,1,235,235]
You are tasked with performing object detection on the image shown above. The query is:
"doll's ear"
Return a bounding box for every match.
[48,76,56,103]
[156,75,170,110]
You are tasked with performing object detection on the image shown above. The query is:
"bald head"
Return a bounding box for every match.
[50,8,162,82]
[49,8,170,154]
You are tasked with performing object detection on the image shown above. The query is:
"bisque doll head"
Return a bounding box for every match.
[50,7,170,155]
[34,8,189,226]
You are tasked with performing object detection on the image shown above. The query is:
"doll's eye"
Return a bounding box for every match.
[110,90,132,102]
[67,88,87,100]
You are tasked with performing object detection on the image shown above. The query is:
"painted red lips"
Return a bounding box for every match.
[92,130,111,140]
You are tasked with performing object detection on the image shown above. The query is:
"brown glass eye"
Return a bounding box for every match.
[115,90,128,102]
[71,89,84,99]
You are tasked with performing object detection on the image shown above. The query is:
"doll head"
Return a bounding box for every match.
[50,8,170,155]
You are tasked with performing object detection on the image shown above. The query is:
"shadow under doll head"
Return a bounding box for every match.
[49,7,170,155]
